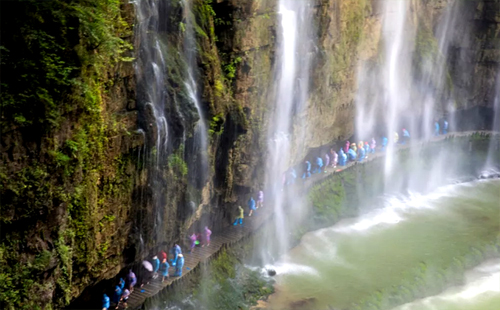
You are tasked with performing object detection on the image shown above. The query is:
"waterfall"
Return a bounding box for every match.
[355,0,472,182]
[183,0,209,186]
[264,0,313,261]
[133,0,170,243]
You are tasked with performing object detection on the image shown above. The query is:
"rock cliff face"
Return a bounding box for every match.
[1,0,499,309]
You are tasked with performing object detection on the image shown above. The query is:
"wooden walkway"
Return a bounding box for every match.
[121,131,497,310]
[124,203,275,309]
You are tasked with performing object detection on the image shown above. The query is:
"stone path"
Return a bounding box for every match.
[122,131,497,310]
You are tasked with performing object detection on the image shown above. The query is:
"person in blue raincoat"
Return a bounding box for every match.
[347,148,357,161]
[313,157,323,174]
[170,244,182,266]
[381,137,388,151]
[338,148,347,166]
[112,284,122,305]
[102,293,110,310]
[442,119,448,134]
[160,258,170,282]
[364,142,370,157]
[434,121,440,136]
[302,161,311,179]
[118,277,125,290]
[173,254,184,277]
[358,143,366,161]
[248,197,256,217]
[402,128,410,144]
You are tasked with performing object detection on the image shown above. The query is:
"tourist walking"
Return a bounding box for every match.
[126,270,136,292]
[112,284,122,305]
[313,156,323,174]
[204,226,212,247]
[160,250,167,262]
[331,148,338,167]
[302,161,311,179]
[233,205,244,225]
[370,138,376,153]
[189,233,197,253]
[442,119,448,134]
[350,141,357,153]
[402,128,410,144]
[358,142,366,161]
[344,141,350,153]
[102,293,110,310]
[160,259,170,282]
[257,190,264,208]
[116,288,130,309]
[381,137,388,151]
[118,278,125,290]
[338,148,347,166]
[248,197,256,217]
[347,148,357,161]
[170,244,182,266]
[173,254,184,277]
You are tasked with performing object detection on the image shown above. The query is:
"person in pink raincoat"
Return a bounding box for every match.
[344,141,350,153]
[203,226,212,247]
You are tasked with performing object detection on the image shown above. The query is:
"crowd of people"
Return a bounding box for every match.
[102,228,212,309]
[233,190,264,226]
[102,119,451,309]
[282,120,449,186]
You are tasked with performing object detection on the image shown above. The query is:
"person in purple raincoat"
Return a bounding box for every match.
[203,226,212,247]
[330,148,338,167]
[189,233,197,253]
[127,270,137,292]
[370,138,376,153]
[324,153,330,170]
[257,190,264,209]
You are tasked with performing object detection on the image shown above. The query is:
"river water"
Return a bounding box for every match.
[264,179,500,310]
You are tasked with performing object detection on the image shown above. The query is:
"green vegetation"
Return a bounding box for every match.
[0,0,136,308]
[224,56,242,80]
[329,0,368,88]
[209,113,225,137]
[168,153,189,177]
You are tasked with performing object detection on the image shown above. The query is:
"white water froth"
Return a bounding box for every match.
[332,181,485,234]
[264,262,320,277]
[393,259,500,310]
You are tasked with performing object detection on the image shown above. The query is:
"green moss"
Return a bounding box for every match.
[0,0,137,308]
[168,153,189,177]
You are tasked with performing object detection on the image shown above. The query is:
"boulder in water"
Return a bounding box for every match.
[267,269,276,276]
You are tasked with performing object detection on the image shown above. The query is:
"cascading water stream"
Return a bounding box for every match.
[355,0,476,183]
[183,0,209,184]
[133,0,170,244]
[263,0,313,262]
